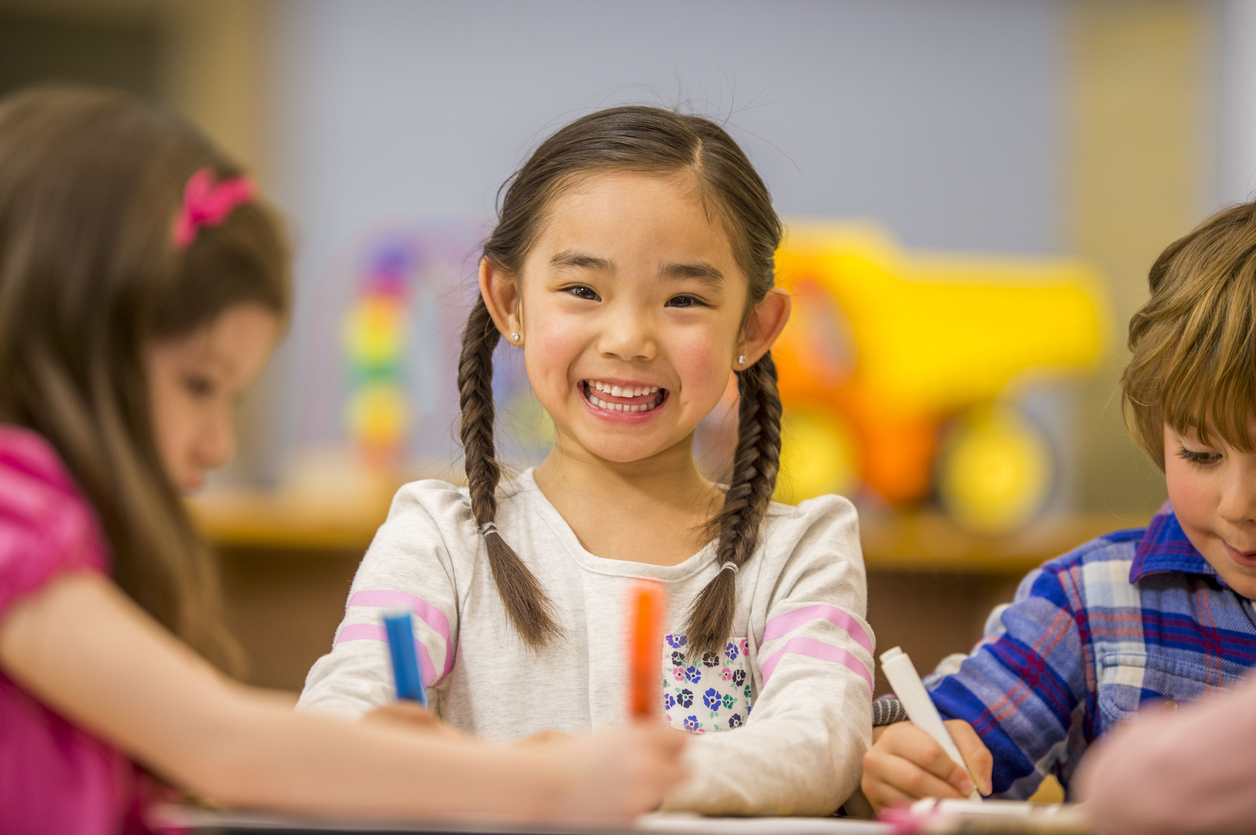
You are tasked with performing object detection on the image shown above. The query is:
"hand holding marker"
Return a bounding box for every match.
[880,646,982,802]
[383,609,427,707]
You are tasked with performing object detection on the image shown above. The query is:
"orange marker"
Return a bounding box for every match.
[629,582,666,717]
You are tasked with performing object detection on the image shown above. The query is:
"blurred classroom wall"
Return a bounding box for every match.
[4,0,1256,695]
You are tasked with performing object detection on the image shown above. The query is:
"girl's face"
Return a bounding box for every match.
[146,303,280,493]
[494,170,784,468]
[1164,420,1256,598]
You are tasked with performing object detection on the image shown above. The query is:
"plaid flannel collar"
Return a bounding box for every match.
[1130,502,1221,583]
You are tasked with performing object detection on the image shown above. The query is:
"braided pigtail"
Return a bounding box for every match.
[458,297,562,648]
[684,351,783,655]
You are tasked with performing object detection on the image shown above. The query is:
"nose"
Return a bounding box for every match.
[197,403,237,471]
[1218,464,1256,526]
[598,300,656,362]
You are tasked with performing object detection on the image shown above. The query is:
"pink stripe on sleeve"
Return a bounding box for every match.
[760,636,873,690]
[346,590,454,684]
[334,622,439,688]
[762,603,872,654]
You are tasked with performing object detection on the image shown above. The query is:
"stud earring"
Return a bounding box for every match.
[511,332,521,343]
[737,354,746,367]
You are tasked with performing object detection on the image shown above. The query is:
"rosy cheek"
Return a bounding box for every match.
[525,319,583,392]
[672,331,729,400]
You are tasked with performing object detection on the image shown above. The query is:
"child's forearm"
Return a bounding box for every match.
[0,573,683,820]
[199,690,564,817]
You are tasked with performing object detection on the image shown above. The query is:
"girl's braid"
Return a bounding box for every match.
[457,297,562,648]
[684,351,783,655]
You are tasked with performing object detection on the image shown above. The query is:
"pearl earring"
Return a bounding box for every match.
[737,354,746,367]
[511,332,521,343]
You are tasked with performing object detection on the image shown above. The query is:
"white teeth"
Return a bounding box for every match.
[586,388,660,413]
[610,386,622,397]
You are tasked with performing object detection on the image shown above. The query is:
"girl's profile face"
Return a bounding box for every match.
[146,303,280,493]
[1164,419,1256,598]
[512,170,751,467]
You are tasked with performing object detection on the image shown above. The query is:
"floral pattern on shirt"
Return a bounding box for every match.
[662,635,753,733]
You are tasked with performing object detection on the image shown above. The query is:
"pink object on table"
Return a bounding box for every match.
[0,425,157,834]
[1077,668,1256,835]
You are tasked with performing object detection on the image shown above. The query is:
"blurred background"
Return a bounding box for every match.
[3,0,1253,729]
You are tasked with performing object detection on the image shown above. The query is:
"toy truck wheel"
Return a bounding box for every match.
[936,406,1053,535]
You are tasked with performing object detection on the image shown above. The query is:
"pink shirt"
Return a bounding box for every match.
[1077,668,1256,835]
[0,425,154,834]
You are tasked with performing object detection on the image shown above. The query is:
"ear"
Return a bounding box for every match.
[739,287,791,366]
[478,257,523,342]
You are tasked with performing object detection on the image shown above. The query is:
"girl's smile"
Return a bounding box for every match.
[580,379,667,419]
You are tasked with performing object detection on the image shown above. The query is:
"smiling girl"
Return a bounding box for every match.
[299,106,875,815]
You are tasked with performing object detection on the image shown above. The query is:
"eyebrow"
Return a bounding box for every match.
[550,251,612,272]
[662,261,725,290]
[549,250,725,290]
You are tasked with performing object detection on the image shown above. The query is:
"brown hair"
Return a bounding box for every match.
[0,85,290,668]
[1122,199,1256,470]
[459,106,783,653]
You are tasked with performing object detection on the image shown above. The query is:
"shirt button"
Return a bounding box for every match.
[1162,699,1179,713]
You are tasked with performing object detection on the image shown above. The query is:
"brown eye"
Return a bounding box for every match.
[563,285,600,301]
[666,294,705,308]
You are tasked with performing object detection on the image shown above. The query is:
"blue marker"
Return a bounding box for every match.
[383,609,427,707]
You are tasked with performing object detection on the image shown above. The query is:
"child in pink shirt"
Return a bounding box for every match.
[0,85,684,834]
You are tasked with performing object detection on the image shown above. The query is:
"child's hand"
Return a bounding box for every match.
[549,720,689,819]
[362,701,462,740]
[861,719,992,812]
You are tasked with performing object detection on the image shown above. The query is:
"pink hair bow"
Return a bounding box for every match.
[172,167,257,250]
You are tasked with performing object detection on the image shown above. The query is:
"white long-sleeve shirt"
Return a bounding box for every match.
[298,469,873,815]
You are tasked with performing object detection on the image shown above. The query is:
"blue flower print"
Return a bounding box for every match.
[728,713,743,729]
[666,635,688,649]
[703,687,722,712]
[733,669,746,687]
[678,689,693,708]
[683,715,700,733]
[725,641,739,662]
[684,665,702,684]
[671,650,686,667]
[701,650,721,668]
[663,693,676,712]
[746,703,752,716]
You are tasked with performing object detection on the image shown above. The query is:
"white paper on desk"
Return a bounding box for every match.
[638,813,889,835]
[153,807,890,834]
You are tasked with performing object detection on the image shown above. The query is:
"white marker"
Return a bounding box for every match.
[880,646,983,802]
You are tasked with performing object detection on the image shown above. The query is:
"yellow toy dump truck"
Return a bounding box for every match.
[771,223,1106,533]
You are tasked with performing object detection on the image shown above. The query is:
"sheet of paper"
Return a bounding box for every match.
[153,806,891,835]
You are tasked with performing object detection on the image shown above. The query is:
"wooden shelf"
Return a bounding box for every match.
[188,489,1143,573]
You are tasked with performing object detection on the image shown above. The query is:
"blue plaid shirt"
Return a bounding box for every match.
[924,504,1256,799]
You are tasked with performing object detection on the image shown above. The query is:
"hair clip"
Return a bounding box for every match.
[173,167,256,250]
